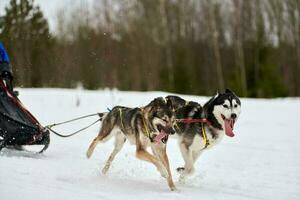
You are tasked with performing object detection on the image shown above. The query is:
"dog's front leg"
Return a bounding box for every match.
[177,142,195,183]
[150,145,168,178]
[151,144,176,191]
[192,150,203,164]
[136,147,166,174]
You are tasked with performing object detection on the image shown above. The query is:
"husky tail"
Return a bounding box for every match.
[98,112,108,121]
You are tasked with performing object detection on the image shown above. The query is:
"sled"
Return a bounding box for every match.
[0,80,50,153]
[0,42,49,153]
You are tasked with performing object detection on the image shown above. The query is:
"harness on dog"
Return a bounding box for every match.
[201,122,209,148]
[177,118,210,149]
[172,99,211,148]
[118,108,125,129]
[119,108,152,141]
[141,113,151,139]
[176,118,211,124]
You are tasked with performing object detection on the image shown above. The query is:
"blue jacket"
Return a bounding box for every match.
[0,42,13,77]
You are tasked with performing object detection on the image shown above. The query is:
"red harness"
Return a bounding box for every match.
[176,118,211,125]
[176,118,211,148]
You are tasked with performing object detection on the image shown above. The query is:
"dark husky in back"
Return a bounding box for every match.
[166,89,241,182]
[86,97,177,190]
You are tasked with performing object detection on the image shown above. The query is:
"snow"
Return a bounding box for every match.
[1,88,300,200]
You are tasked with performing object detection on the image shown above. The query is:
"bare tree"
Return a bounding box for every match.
[206,0,224,91]
[232,0,248,96]
[159,0,174,90]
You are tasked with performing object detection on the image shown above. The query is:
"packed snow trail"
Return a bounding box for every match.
[1,89,299,200]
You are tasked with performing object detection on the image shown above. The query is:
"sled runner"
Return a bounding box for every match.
[0,42,50,153]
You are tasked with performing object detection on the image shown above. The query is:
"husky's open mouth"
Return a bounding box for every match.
[221,114,235,137]
[154,124,169,144]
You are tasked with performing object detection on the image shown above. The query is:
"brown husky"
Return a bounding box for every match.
[86,97,177,190]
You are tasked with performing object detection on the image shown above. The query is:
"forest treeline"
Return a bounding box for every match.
[0,0,300,97]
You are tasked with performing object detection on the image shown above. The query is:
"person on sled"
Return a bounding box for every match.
[0,42,14,93]
[0,42,50,152]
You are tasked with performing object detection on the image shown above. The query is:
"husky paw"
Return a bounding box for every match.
[102,164,110,174]
[186,167,195,175]
[177,166,195,175]
[169,185,177,191]
[176,167,185,174]
[86,151,92,159]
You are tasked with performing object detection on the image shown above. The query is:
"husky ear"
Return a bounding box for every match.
[143,105,152,113]
[144,98,158,113]
[211,90,219,101]
[152,97,165,107]
[165,96,177,108]
[225,88,233,94]
[165,96,173,108]
[215,90,220,96]
[225,88,238,97]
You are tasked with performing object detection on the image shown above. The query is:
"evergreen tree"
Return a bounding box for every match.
[0,0,54,87]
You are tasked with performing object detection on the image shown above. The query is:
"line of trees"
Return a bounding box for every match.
[1,0,299,97]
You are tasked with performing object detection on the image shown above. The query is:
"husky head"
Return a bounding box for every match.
[144,97,176,135]
[165,95,187,111]
[205,89,241,137]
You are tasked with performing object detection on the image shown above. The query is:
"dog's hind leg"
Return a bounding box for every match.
[86,136,101,159]
[86,124,115,159]
[102,132,126,174]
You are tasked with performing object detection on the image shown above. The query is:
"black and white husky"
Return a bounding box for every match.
[166,89,241,182]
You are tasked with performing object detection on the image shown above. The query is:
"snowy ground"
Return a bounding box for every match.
[1,88,300,200]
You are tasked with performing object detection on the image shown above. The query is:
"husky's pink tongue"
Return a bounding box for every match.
[154,131,168,144]
[224,119,235,137]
